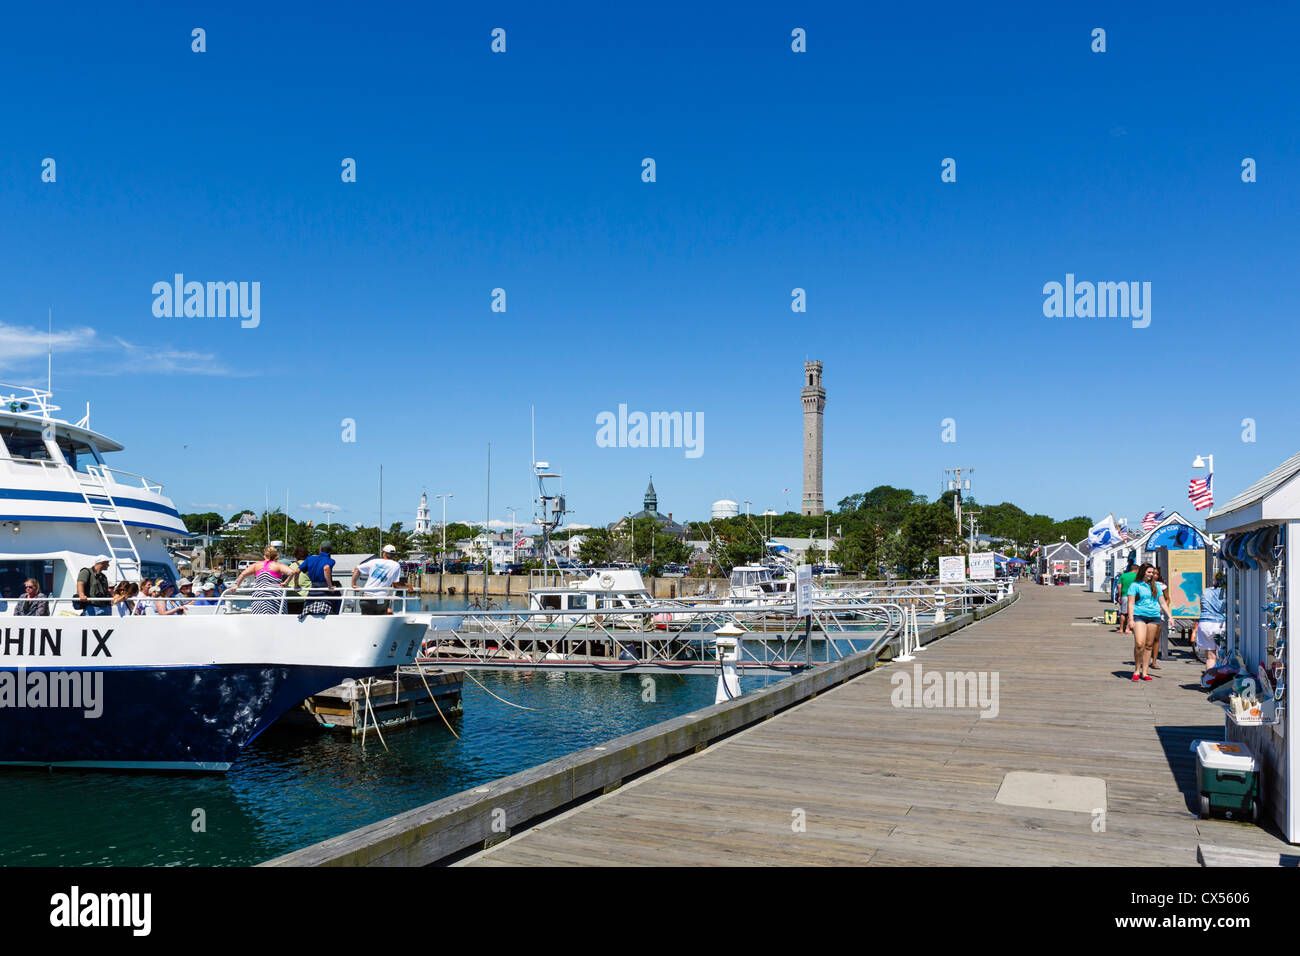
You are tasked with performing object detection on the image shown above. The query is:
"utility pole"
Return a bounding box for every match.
[965,512,982,555]
[943,467,974,545]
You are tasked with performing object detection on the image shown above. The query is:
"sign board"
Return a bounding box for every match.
[938,555,966,584]
[1167,548,1206,619]
[795,564,814,618]
[969,553,995,580]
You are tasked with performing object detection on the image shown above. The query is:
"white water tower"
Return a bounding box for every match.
[712,499,740,520]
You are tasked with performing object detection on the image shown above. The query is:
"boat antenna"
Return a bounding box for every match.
[47,307,52,396]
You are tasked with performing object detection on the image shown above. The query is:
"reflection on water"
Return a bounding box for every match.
[0,593,749,866]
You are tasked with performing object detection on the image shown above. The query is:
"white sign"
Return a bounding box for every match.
[795,564,814,618]
[938,555,967,584]
[969,553,995,581]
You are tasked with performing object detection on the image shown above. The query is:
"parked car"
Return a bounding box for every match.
[503,563,524,575]
[443,561,469,573]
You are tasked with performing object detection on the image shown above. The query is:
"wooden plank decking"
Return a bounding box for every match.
[460,584,1295,866]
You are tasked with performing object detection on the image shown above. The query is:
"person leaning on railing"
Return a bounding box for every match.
[76,556,113,616]
[14,579,49,616]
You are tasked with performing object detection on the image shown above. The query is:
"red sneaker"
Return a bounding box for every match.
[1131,673,1141,681]
[1141,675,1153,681]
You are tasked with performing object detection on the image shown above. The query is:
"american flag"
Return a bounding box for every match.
[1141,509,1164,531]
[1189,474,1214,511]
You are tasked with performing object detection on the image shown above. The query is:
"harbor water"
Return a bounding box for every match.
[0,597,783,866]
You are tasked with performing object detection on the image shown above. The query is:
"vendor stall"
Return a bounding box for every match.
[1205,451,1300,840]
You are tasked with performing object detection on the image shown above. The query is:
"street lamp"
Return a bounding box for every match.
[435,493,453,573]
[1192,454,1214,473]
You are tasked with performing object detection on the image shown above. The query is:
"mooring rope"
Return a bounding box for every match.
[360,677,389,752]
[410,661,461,739]
[458,668,539,711]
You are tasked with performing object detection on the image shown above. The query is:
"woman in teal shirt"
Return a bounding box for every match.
[1127,563,1172,681]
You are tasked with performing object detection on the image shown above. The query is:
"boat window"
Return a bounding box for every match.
[55,436,103,474]
[568,595,589,610]
[0,559,57,602]
[140,562,176,587]
[0,425,51,462]
[539,595,561,610]
[729,570,742,587]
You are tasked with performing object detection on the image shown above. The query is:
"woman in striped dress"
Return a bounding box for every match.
[229,546,295,614]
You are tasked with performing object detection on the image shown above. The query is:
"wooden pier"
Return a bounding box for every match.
[268,585,1295,866]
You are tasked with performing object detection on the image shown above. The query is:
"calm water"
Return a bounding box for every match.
[0,596,784,866]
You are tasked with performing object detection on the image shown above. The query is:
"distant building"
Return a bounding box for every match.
[711,499,740,520]
[415,491,432,536]
[802,360,826,516]
[222,511,257,532]
[608,477,687,537]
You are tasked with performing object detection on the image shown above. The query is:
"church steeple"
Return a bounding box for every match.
[644,476,657,514]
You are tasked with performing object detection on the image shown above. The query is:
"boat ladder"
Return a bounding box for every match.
[76,466,143,582]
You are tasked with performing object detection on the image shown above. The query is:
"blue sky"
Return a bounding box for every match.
[1,1,1296,532]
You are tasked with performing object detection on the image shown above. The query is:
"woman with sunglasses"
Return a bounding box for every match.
[1127,563,1172,680]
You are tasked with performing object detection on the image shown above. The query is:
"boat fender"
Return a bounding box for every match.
[600,573,614,588]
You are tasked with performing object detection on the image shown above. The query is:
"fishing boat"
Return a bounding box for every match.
[0,384,426,771]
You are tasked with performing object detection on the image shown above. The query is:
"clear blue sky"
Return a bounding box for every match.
[1,1,1295,532]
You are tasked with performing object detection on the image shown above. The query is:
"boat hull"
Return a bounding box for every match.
[0,612,428,771]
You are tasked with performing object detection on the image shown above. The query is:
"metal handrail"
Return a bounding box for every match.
[0,585,421,617]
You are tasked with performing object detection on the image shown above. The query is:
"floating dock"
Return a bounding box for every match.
[277,668,463,735]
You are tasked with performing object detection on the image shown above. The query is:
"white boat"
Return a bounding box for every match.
[0,384,425,770]
[527,568,657,627]
[727,563,797,605]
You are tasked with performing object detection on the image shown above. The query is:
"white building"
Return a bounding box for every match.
[415,492,431,536]
[711,499,739,519]
[1086,510,1198,593]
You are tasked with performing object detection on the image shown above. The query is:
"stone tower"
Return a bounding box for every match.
[802,361,825,516]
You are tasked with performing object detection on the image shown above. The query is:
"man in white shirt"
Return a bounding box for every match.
[352,544,404,615]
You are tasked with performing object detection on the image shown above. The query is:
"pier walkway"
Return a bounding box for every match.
[460,584,1293,866]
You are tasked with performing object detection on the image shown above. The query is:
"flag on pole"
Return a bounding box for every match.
[1141,508,1165,531]
[1087,514,1123,550]
[1189,474,1214,511]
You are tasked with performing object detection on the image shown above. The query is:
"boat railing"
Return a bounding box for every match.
[87,464,164,495]
[0,384,61,418]
[0,586,423,618]
[0,455,165,496]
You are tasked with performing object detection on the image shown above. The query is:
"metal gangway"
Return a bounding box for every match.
[419,598,908,676]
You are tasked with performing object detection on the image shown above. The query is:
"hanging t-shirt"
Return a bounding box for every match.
[1130,581,1165,618]
[356,558,401,598]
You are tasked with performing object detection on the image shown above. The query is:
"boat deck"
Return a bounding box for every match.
[459,583,1295,866]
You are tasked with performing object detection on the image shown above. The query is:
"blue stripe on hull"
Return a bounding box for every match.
[0,665,391,770]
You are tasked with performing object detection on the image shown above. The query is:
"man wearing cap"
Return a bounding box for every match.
[193,580,219,609]
[351,544,404,615]
[77,556,113,616]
